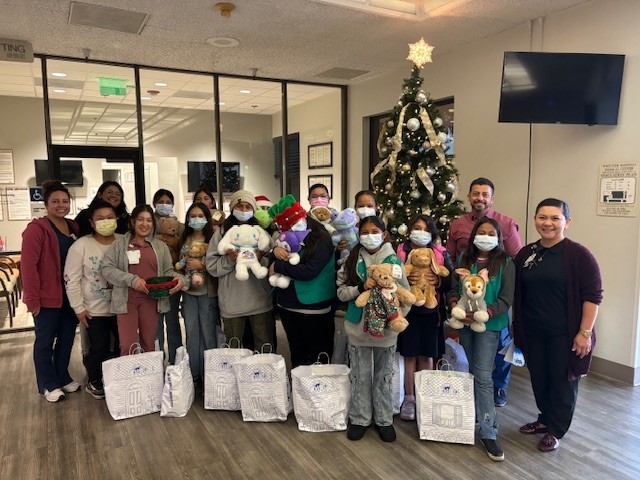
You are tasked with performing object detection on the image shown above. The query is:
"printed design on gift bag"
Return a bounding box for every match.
[249,385,272,420]
[433,404,463,428]
[235,356,292,422]
[204,348,253,410]
[127,382,144,417]
[297,377,344,431]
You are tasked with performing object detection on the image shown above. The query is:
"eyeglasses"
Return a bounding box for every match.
[103,190,123,198]
[310,194,329,199]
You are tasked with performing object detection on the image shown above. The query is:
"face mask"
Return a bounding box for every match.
[188,217,208,231]
[410,230,432,247]
[233,210,254,222]
[356,207,376,220]
[310,196,329,208]
[156,204,173,217]
[360,233,383,251]
[473,234,499,252]
[290,219,307,232]
[94,219,117,237]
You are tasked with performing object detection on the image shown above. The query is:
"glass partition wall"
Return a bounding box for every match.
[0,55,346,332]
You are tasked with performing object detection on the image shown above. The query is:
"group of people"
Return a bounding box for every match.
[21,175,602,462]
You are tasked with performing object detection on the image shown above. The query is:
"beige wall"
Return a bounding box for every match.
[349,0,640,379]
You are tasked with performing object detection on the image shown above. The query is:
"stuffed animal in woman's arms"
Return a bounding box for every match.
[269,229,309,289]
[447,268,490,332]
[210,209,226,227]
[404,247,450,308]
[156,216,182,263]
[355,263,416,337]
[217,224,271,280]
[309,206,336,235]
[331,208,358,266]
[175,241,208,290]
[254,209,273,230]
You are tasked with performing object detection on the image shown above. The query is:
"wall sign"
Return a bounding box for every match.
[0,149,15,184]
[597,163,638,217]
[0,38,34,63]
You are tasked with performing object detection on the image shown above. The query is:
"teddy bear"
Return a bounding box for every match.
[331,207,359,266]
[217,224,271,281]
[209,208,226,228]
[174,241,208,290]
[309,206,336,235]
[269,229,309,289]
[355,263,416,338]
[404,247,450,309]
[447,268,490,333]
[156,216,182,264]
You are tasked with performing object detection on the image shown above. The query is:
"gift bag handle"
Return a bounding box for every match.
[223,337,242,349]
[436,358,454,372]
[258,343,274,354]
[314,352,330,365]
[128,342,144,355]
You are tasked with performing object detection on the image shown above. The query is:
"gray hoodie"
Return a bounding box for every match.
[336,242,410,348]
[206,227,273,319]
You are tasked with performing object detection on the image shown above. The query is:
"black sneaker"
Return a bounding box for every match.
[481,438,505,462]
[376,424,396,442]
[347,423,368,441]
[85,381,105,399]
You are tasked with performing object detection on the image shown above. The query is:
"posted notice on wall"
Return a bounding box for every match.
[0,149,15,184]
[7,187,30,220]
[597,163,638,217]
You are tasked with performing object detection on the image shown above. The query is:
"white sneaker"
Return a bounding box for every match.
[43,388,65,403]
[62,381,81,393]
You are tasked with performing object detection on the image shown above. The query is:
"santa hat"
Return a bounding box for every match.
[269,194,307,232]
[255,195,273,209]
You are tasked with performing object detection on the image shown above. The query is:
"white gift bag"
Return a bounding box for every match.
[203,341,253,410]
[392,352,405,415]
[160,346,194,417]
[234,353,292,422]
[415,368,476,444]
[291,360,351,432]
[442,337,470,373]
[102,345,164,420]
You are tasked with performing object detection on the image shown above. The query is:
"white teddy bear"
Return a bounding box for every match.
[217,224,271,281]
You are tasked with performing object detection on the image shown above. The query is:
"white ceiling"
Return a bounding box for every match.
[0,0,590,145]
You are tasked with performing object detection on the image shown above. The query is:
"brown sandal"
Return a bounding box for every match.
[519,421,548,434]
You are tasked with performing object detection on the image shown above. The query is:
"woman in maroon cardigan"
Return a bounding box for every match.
[513,198,603,453]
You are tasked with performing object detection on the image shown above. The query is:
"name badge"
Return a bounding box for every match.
[127,249,141,264]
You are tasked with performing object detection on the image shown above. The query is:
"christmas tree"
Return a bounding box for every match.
[371,38,465,246]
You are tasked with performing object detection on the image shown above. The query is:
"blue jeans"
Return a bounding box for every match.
[33,303,78,394]
[157,292,183,364]
[182,294,218,379]
[493,327,512,391]
[348,344,395,427]
[459,327,500,440]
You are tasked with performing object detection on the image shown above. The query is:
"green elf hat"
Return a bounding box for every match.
[269,194,307,232]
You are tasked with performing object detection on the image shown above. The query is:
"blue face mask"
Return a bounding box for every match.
[156,204,174,217]
[233,210,254,222]
[188,217,208,231]
[290,220,307,232]
[409,230,432,247]
[360,233,383,251]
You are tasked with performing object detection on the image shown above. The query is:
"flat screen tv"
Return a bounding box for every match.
[498,52,625,125]
[34,159,84,186]
[187,161,240,193]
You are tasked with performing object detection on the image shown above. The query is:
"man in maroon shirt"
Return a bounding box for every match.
[447,178,523,407]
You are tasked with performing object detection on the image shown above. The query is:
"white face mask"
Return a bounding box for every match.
[409,230,432,247]
[290,219,307,232]
[473,234,499,252]
[360,233,383,251]
[356,207,376,220]
[155,204,174,217]
[233,210,254,222]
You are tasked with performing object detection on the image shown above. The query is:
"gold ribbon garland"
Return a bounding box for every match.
[418,107,446,166]
[416,167,434,195]
[370,105,408,188]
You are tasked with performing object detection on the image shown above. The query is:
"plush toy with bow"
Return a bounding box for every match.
[447,268,490,332]
[404,247,450,308]
[175,241,208,290]
[269,230,309,288]
[355,264,416,338]
[217,224,271,280]
[331,207,358,266]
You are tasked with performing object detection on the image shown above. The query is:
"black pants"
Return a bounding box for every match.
[279,308,334,368]
[86,315,119,385]
[526,332,580,439]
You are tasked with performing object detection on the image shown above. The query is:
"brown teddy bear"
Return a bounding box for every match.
[209,208,226,228]
[156,216,182,263]
[404,247,450,309]
[309,206,336,235]
[175,241,208,290]
[355,263,416,337]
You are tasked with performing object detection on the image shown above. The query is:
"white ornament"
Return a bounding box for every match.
[437,192,446,202]
[387,120,395,128]
[401,163,411,171]
[422,141,431,150]
[446,182,456,192]
[433,117,443,127]
[437,131,447,142]
[397,200,404,207]
[426,166,436,177]
[439,215,448,224]
[398,224,408,235]
[385,183,393,191]
[410,190,420,199]
[415,92,427,104]
[406,118,421,132]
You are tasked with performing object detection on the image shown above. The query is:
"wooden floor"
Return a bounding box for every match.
[1,327,639,480]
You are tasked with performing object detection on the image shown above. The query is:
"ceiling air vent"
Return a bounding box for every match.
[69,1,149,35]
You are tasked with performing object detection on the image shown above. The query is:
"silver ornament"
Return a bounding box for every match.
[398,223,408,235]
[437,131,447,142]
[397,200,404,207]
[380,146,389,156]
[387,208,395,218]
[406,118,420,132]
[387,120,395,128]
[391,227,398,234]
[426,166,436,177]
[422,141,431,150]
[433,117,443,127]
[385,183,393,191]
[405,207,411,214]
[415,91,427,104]
[437,192,447,202]
[385,137,393,146]
[446,182,456,192]
[410,190,420,199]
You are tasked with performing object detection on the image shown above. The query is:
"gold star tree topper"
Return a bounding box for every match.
[407,38,434,68]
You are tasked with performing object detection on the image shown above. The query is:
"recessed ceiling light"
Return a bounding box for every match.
[51,72,67,77]
[206,37,239,48]
[52,88,66,93]
[141,96,152,100]
[154,82,167,87]
[239,89,251,94]
[218,102,226,106]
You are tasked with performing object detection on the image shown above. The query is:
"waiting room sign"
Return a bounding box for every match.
[0,38,34,63]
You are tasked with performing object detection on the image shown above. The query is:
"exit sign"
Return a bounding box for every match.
[99,77,127,96]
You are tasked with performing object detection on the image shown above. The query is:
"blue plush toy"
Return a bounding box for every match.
[331,207,359,266]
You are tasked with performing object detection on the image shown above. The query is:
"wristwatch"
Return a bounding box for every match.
[578,329,592,338]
